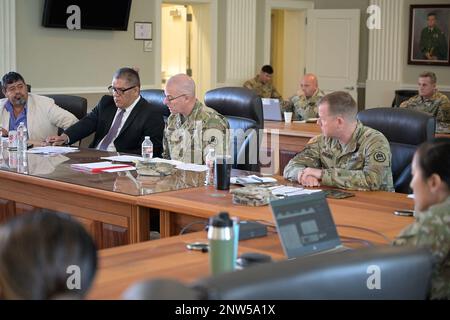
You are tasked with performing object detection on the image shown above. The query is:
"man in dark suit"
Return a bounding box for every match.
[46,67,164,156]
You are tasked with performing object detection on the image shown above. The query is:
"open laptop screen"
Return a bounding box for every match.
[262,98,282,121]
[270,192,342,259]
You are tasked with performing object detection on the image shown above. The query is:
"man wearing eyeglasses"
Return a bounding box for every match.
[0,72,78,141]
[283,91,394,191]
[47,67,165,156]
[162,74,229,164]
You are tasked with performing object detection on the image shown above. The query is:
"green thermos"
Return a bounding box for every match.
[208,212,235,275]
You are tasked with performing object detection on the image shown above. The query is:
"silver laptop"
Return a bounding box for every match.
[262,98,282,121]
[270,192,348,259]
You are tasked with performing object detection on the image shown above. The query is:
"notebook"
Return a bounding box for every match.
[262,98,282,121]
[270,192,348,259]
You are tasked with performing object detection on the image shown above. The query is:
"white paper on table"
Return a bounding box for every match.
[101,155,144,162]
[27,146,79,154]
[149,158,184,166]
[271,186,322,197]
[231,175,277,184]
[176,163,208,172]
[407,194,414,199]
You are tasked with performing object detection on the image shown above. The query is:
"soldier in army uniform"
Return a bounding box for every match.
[400,72,450,127]
[419,12,448,61]
[393,138,450,300]
[243,65,282,100]
[283,91,394,191]
[162,74,229,165]
[282,73,325,121]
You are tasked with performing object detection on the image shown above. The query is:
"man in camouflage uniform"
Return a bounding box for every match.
[282,73,325,121]
[400,71,450,128]
[162,74,229,165]
[420,12,448,61]
[283,91,394,191]
[243,65,282,100]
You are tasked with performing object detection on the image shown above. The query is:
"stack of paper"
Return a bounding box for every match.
[28,146,79,154]
[71,161,135,173]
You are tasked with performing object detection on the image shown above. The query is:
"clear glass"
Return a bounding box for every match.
[205,148,215,186]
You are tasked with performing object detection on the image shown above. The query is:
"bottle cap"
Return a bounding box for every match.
[209,212,232,228]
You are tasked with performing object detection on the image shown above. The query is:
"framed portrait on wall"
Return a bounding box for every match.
[408,4,450,66]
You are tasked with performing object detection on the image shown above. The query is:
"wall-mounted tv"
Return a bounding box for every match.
[42,0,132,31]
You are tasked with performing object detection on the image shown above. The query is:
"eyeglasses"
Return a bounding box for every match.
[164,93,187,102]
[108,85,136,95]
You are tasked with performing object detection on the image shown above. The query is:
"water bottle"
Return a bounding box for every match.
[141,136,153,162]
[208,212,235,275]
[205,148,215,186]
[17,122,28,152]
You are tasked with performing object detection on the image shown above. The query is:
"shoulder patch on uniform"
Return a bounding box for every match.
[374,152,387,163]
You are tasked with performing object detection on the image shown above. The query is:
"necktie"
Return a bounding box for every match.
[98,109,125,151]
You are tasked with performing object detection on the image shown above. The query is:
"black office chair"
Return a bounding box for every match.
[357,108,435,193]
[392,90,418,108]
[123,246,432,300]
[44,94,88,120]
[140,89,171,120]
[204,87,264,172]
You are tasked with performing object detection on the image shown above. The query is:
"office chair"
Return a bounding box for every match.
[391,90,418,108]
[357,107,435,193]
[204,87,264,172]
[45,94,88,120]
[123,246,432,300]
[140,89,171,120]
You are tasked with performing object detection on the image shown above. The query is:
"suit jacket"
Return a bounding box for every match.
[64,95,165,156]
[0,94,78,141]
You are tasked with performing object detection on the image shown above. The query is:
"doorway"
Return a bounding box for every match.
[270,9,306,99]
[161,2,212,100]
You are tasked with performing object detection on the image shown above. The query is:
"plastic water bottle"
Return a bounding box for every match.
[208,212,236,275]
[205,148,215,186]
[17,122,28,152]
[141,136,153,162]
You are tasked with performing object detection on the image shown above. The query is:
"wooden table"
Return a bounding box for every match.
[88,231,286,299]
[262,121,321,175]
[138,180,414,242]
[89,191,415,301]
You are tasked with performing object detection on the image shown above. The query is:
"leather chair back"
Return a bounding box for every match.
[392,89,417,107]
[140,89,171,121]
[123,246,432,300]
[357,107,435,193]
[205,87,263,172]
[45,94,88,120]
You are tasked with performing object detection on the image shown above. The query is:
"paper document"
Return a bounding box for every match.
[176,163,208,172]
[231,175,277,184]
[71,161,135,173]
[271,186,322,197]
[101,155,144,162]
[28,146,79,154]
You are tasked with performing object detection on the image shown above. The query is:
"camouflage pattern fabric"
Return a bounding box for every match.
[393,196,450,300]
[283,121,394,191]
[162,101,230,165]
[282,89,325,120]
[243,75,282,100]
[230,185,275,207]
[400,91,450,124]
[136,161,176,176]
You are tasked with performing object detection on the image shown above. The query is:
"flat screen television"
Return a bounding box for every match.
[42,0,132,31]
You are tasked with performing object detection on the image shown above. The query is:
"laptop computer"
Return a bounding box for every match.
[270,192,348,259]
[261,98,282,121]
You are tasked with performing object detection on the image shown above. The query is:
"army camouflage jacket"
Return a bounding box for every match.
[282,89,325,120]
[400,91,450,124]
[162,101,229,165]
[393,196,450,300]
[243,75,282,100]
[283,121,394,191]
